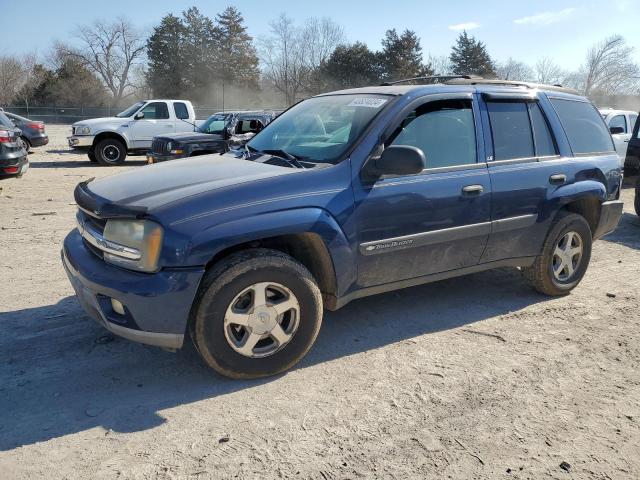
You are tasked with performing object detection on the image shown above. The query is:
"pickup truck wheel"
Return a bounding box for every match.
[190,248,323,379]
[95,138,126,166]
[523,212,592,296]
[87,149,97,163]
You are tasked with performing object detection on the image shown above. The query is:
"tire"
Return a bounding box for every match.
[95,138,126,166]
[190,248,323,379]
[19,137,31,153]
[523,212,592,296]
[87,149,97,163]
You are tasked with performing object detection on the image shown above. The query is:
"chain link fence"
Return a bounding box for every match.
[2,105,284,124]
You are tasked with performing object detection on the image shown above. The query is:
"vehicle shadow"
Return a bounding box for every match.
[0,267,546,451]
[600,212,640,250]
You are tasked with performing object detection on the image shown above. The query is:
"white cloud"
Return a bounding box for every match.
[513,8,576,26]
[448,22,481,32]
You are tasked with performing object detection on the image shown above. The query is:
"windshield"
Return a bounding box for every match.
[247,94,392,164]
[199,114,229,134]
[116,101,146,118]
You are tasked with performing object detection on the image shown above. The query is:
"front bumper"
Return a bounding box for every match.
[593,200,624,239]
[68,135,94,148]
[62,230,204,349]
[146,152,187,164]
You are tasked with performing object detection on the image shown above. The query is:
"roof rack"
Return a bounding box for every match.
[380,75,482,86]
[444,77,578,94]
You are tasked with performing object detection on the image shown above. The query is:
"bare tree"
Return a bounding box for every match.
[301,17,344,69]
[535,57,566,85]
[495,58,534,81]
[582,35,639,96]
[428,54,453,76]
[60,18,146,103]
[0,56,26,105]
[260,14,308,105]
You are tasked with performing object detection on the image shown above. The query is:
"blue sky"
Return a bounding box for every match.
[1,0,639,69]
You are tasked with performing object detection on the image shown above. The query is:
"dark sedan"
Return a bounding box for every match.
[5,112,48,151]
[0,111,28,177]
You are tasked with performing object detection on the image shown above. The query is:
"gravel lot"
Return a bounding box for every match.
[1,125,639,479]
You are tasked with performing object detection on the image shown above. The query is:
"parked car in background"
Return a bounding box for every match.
[227,111,281,150]
[146,111,239,164]
[63,77,623,379]
[4,112,48,152]
[623,112,640,175]
[67,99,198,166]
[599,108,637,164]
[146,110,281,163]
[0,111,28,177]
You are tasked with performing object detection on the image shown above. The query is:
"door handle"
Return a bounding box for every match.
[624,139,630,143]
[166,124,174,127]
[549,174,566,185]
[462,184,484,194]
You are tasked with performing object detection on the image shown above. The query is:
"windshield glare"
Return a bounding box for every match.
[116,101,146,118]
[247,94,391,163]
[200,114,229,134]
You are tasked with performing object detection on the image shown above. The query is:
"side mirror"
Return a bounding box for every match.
[134,112,145,120]
[610,126,624,135]
[366,145,426,177]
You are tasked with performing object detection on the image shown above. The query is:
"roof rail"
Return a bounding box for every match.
[444,77,578,94]
[380,75,482,86]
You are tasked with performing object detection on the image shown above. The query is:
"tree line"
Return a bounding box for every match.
[1,6,639,109]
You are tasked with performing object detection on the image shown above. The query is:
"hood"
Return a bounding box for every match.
[73,117,126,127]
[156,132,224,143]
[81,153,297,213]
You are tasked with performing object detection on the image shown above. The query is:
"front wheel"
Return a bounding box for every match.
[635,179,640,217]
[95,138,126,166]
[87,149,97,163]
[190,249,323,379]
[523,212,592,296]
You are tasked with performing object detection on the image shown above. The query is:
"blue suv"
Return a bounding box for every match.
[62,77,623,378]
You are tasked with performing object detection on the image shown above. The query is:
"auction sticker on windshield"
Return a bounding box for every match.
[347,98,388,108]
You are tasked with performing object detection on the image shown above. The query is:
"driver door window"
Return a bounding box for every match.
[130,102,174,148]
[388,99,477,170]
[139,102,169,120]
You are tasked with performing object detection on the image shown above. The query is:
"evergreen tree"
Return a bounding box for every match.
[146,14,189,98]
[213,7,260,89]
[321,42,381,89]
[449,31,496,77]
[182,7,218,98]
[379,29,433,82]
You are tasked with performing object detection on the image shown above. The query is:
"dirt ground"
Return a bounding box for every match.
[0,125,639,479]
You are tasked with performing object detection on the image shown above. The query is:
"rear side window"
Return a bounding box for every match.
[609,114,627,133]
[487,101,558,160]
[174,102,189,120]
[550,99,614,154]
[487,102,534,160]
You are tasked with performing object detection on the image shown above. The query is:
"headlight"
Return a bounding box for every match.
[77,126,91,135]
[102,219,164,272]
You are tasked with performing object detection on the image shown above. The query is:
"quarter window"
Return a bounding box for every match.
[174,102,189,120]
[139,102,170,120]
[529,103,558,157]
[388,99,477,169]
[550,99,614,154]
[609,115,627,133]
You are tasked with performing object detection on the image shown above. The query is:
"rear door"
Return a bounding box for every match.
[479,92,564,262]
[128,102,174,149]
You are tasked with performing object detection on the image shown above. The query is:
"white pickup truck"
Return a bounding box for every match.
[68,100,199,166]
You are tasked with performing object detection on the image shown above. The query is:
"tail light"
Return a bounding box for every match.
[3,166,19,174]
[27,122,44,131]
[0,130,11,143]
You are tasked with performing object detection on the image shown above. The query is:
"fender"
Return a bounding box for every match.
[185,207,356,297]
[542,179,606,225]
[92,129,131,150]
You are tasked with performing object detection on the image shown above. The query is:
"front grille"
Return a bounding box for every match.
[151,139,168,154]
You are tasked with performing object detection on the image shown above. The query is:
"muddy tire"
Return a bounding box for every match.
[95,138,126,166]
[190,248,323,379]
[523,212,592,296]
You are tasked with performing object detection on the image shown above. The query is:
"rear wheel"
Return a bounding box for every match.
[190,249,323,379]
[523,212,592,296]
[95,138,126,166]
[19,137,31,153]
[635,178,640,217]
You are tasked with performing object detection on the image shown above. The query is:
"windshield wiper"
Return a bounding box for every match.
[260,149,306,168]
